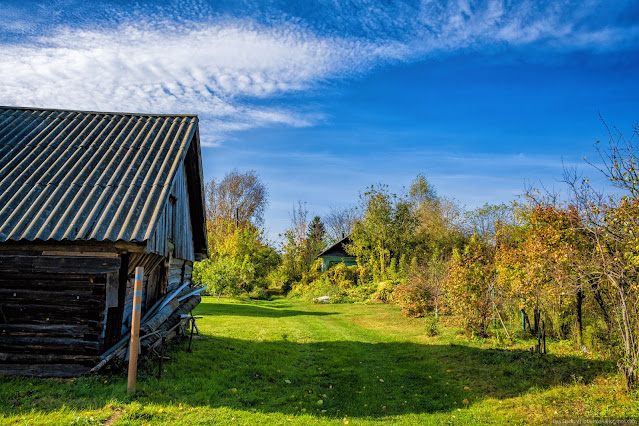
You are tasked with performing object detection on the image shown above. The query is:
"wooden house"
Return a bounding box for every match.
[0,106,208,377]
[317,235,357,271]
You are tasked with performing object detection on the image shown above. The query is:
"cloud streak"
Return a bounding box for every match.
[0,0,637,145]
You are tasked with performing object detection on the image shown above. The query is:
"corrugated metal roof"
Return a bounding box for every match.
[0,106,199,244]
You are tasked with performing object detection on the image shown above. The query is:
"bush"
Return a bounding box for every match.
[424,315,439,337]
[326,263,359,289]
[289,263,362,302]
[290,276,346,302]
[371,281,395,303]
[393,282,431,317]
[345,282,377,302]
[249,287,271,300]
[444,238,495,337]
[492,330,507,348]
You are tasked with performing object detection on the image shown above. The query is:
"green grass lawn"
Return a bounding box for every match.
[1,297,637,425]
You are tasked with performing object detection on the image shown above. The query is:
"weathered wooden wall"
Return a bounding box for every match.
[0,254,120,377]
[147,164,195,262]
[168,257,193,290]
[118,252,166,337]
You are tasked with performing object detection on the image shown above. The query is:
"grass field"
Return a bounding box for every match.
[1,297,637,425]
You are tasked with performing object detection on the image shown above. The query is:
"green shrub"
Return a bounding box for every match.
[393,282,431,317]
[326,263,359,289]
[493,330,507,348]
[249,287,271,300]
[424,315,439,337]
[371,281,395,303]
[345,282,377,302]
[291,276,346,302]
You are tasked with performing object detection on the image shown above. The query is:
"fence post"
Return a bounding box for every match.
[127,267,144,394]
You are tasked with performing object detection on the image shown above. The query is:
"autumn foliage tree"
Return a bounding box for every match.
[445,235,496,337]
[205,169,268,249]
[570,122,639,389]
[196,170,279,298]
[497,204,590,340]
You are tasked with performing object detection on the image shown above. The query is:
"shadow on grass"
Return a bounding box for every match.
[0,335,615,419]
[195,300,337,318]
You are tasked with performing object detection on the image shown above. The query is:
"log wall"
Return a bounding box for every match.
[0,254,120,377]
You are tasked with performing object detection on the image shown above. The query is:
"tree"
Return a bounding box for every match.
[279,202,311,288]
[409,254,448,319]
[196,170,278,298]
[445,235,496,337]
[194,224,280,299]
[205,170,268,248]
[562,121,639,389]
[497,204,589,340]
[410,175,465,260]
[349,184,417,281]
[324,205,359,244]
[578,122,639,389]
[306,216,326,264]
[465,203,514,244]
[408,174,437,207]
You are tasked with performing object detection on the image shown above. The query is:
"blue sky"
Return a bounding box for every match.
[1,1,638,242]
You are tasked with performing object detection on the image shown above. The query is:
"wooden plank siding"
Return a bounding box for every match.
[147,163,195,262]
[0,255,120,374]
[118,252,166,336]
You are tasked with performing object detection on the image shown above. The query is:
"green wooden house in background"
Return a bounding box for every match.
[317,235,357,271]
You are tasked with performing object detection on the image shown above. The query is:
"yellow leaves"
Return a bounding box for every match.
[462,399,470,406]
[379,379,384,382]
[231,388,237,393]
[464,386,470,390]
[446,369,452,373]
[158,409,164,414]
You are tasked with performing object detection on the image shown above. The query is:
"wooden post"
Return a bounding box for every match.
[127,266,144,394]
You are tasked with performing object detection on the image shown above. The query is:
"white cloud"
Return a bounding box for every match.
[0,1,636,145]
[0,21,352,143]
